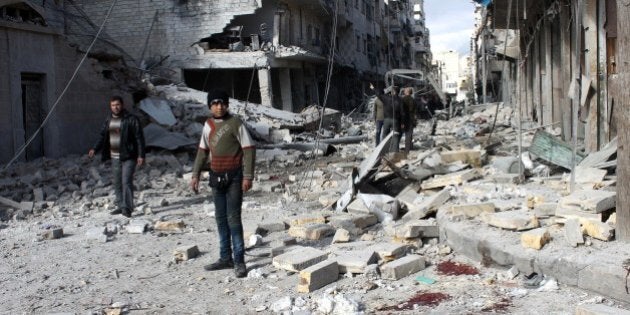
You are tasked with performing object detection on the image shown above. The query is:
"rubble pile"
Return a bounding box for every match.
[0,86,627,313]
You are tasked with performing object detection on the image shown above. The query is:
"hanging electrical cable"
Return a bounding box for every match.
[3,0,119,171]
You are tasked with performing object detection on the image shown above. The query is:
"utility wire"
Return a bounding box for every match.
[3,0,119,171]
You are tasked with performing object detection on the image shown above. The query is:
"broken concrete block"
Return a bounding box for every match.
[332,229,351,243]
[39,228,64,240]
[420,169,480,190]
[258,221,287,234]
[297,260,339,293]
[346,198,370,215]
[126,219,150,234]
[271,245,301,258]
[370,243,408,262]
[289,215,326,227]
[33,188,45,202]
[0,196,21,209]
[272,247,328,272]
[328,214,377,232]
[282,237,297,246]
[288,224,335,240]
[173,245,199,262]
[335,250,378,274]
[248,234,263,247]
[319,193,340,207]
[581,219,615,241]
[572,166,607,185]
[480,210,539,231]
[559,190,616,213]
[526,195,545,209]
[534,203,558,218]
[380,255,426,280]
[395,219,439,239]
[440,149,483,167]
[86,227,108,243]
[154,220,185,231]
[555,206,603,221]
[449,202,496,218]
[400,188,451,220]
[564,219,584,247]
[520,228,551,250]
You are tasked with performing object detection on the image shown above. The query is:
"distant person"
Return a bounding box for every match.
[381,86,402,152]
[88,96,145,218]
[401,87,417,155]
[373,90,385,146]
[190,89,256,278]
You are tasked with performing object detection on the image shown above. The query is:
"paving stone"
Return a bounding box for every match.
[564,219,584,247]
[272,247,328,272]
[380,255,426,280]
[126,219,150,234]
[449,202,496,218]
[288,223,335,240]
[332,229,351,243]
[395,219,439,238]
[370,243,408,262]
[289,215,326,227]
[559,190,616,213]
[335,250,378,274]
[481,210,539,231]
[258,221,287,234]
[40,228,64,240]
[86,227,108,243]
[173,245,200,261]
[520,227,550,250]
[154,220,185,231]
[297,260,339,293]
[271,245,301,258]
[581,219,614,241]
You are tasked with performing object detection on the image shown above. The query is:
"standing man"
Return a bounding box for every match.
[88,96,145,218]
[401,87,417,155]
[381,86,402,152]
[190,89,256,278]
[373,90,385,146]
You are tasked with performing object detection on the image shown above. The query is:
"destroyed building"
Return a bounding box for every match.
[0,1,135,164]
[70,0,434,112]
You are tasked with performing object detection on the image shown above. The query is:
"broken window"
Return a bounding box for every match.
[1,2,46,26]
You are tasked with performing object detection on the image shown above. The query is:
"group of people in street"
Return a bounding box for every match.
[373,86,419,154]
[88,90,255,278]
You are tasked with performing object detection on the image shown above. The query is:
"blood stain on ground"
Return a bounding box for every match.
[437,260,479,276]
[480,297,512,313]
[378,292,451,312]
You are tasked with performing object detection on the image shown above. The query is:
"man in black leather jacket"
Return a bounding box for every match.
[88,96,145,217]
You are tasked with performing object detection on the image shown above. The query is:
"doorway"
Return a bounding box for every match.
[21,73,45,160]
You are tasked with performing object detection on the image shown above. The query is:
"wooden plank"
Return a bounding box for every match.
[528,130,586,169]
[578,136,617,168]
[614,0,630,241]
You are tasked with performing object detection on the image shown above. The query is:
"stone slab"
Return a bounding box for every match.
[289,215,326,227]
[288,224,335,240]
[297,260,339,293]
[420,169,480,190]
[564,219,584,247]
[559,190,616,213]
[273,247,328,272]
[481,210,539,231]
[520,228,550,250]
[381,255,426,280]
[400,188,451,220]
[449,202,496,218]
[335,250,378,274]
[369,243,408,262]
[575,304,630,315]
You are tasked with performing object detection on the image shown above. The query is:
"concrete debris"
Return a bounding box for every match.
[126,219,150,234]
[335,250,378,274]
[272,247,328,272]
[331,229,351,243]
[380,255,426,280]
[173,245,200,262]
[564,219,585,247]
[39,227,63,240]
[575,304,630,315]
[143,123,196,150]
[559,190,616,214]
[139,97,177,126]
[298,260,339,293]
[481,210,540,231]
[581,219,615,241]
[248,234,264,247]
[520,227,551,250]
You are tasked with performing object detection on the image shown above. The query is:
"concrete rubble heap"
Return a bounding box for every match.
[0,86,628,313]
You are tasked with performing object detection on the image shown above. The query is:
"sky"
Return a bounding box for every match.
[424,0,477,55]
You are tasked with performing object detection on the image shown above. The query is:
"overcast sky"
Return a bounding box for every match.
[424,0,476,55]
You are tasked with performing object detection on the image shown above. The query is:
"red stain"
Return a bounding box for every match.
[480,297,512,313]
[437,260,479,276]
[378,292,451,311]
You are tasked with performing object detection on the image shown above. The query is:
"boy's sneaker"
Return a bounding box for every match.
[234,263,247,278]
[204,258,234,271]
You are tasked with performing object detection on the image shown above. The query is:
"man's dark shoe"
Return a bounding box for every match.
[204,259,234,271]
[109,208,123,215]
[234,263,247,278]
[122,208,132,218]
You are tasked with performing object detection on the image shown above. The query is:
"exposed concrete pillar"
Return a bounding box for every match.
[279,68,293,112]
[258,68,273,107]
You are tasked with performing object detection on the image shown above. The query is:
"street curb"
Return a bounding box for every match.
[436,210,630,303]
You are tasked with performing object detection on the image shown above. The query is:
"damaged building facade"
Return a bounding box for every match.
[472,0,630,241]
[71,0,434,113]
[0,0,133,164]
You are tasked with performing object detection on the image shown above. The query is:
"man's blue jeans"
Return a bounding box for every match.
[112,158,136,211]
[212,169,245,264]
